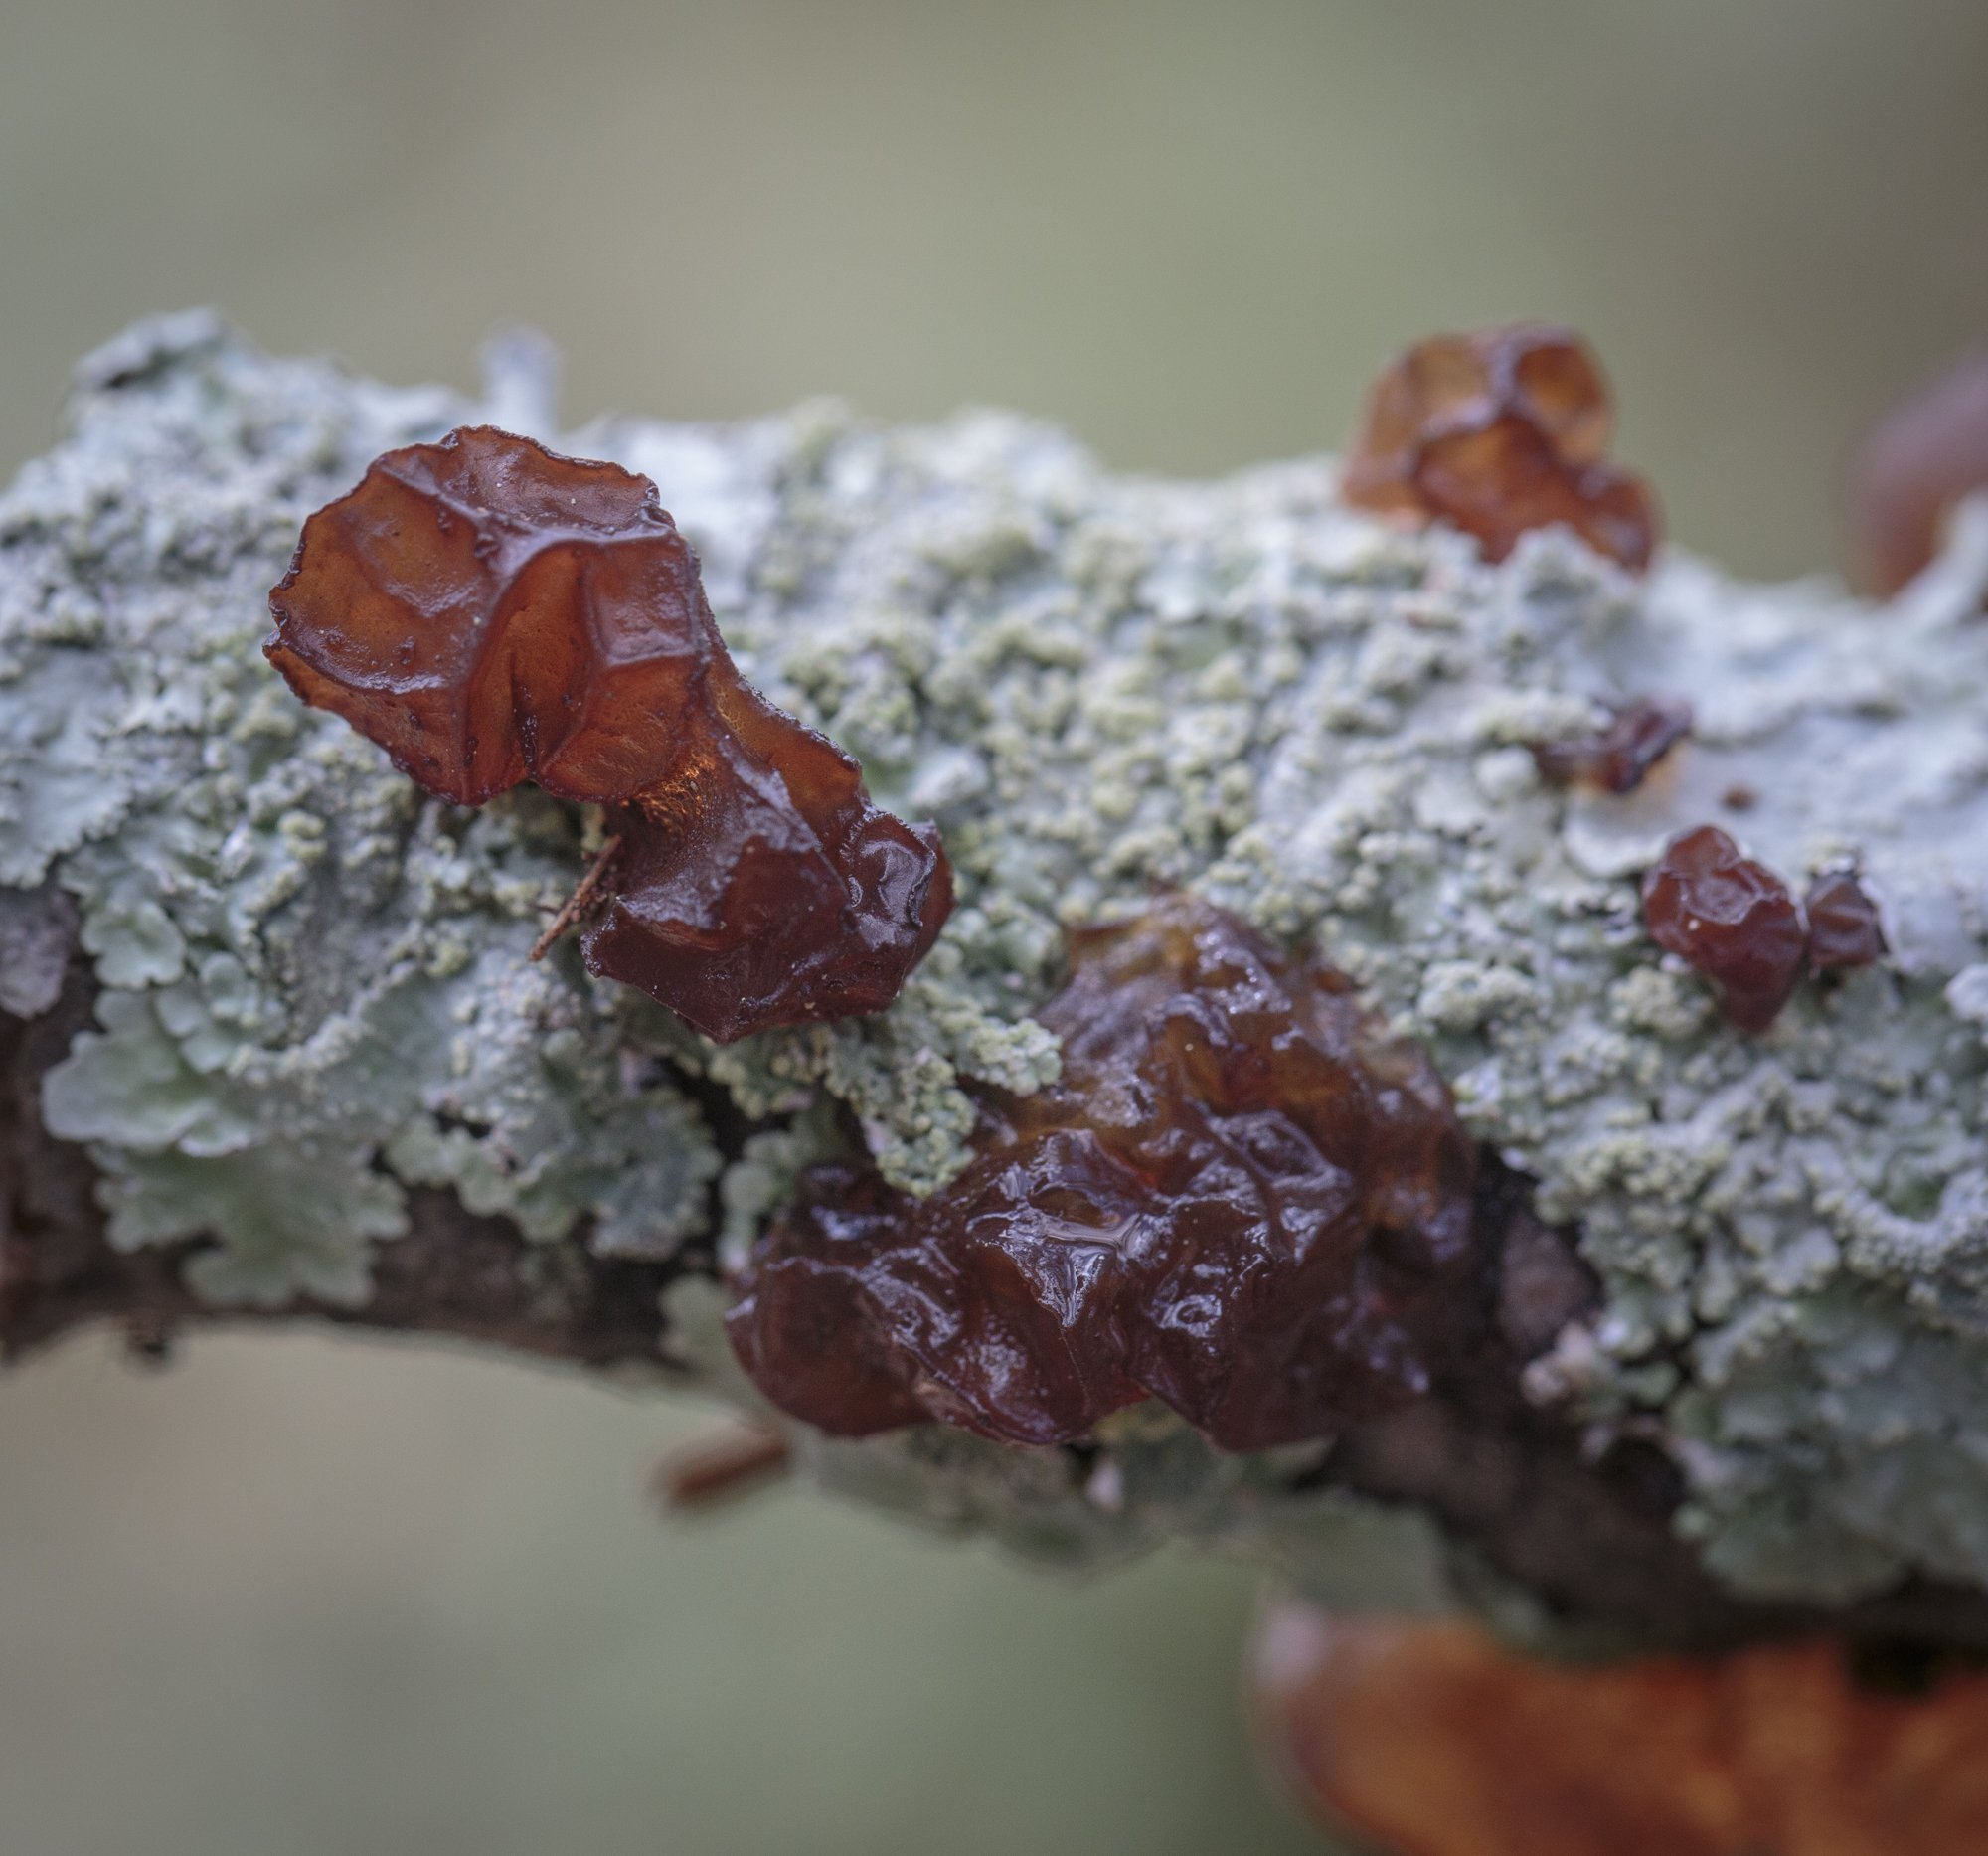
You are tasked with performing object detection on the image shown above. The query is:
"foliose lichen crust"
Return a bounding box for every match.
[10,315,1988,1613]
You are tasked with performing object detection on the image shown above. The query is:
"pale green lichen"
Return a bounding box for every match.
[4,316,723,1305]
[12,315,1988,1613]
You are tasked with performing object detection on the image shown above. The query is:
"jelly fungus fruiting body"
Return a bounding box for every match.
[1642,826,1808,1034]
[1805,871,1886,972]
[1531,695,1692,795]
[1342,323,1660,571]
[1251,1603,1988,1856]
[725,896,1480,1452]
[1848,344,1988,596]
[264,426,951,1042]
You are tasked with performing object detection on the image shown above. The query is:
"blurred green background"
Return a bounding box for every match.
[2,2,1985,1852]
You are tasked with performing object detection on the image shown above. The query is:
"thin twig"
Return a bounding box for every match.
[529,834,623,962]
[652,1418,793,1513]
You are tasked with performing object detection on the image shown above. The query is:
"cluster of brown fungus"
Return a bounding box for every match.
[1642,827,1884,1034]
[1342,322,1660,572]
[726,896,1480,1451]
[265,425,951,1042]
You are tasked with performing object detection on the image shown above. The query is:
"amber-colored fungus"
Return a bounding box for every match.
[265,426,951,1041]
[726,897,1478,1451]
[1805,871,1886,973]
[1847,345,1988,596]
[1341,323,1659,571]
[1642,826,1809,1034]
[1251,1602,1988,1856]
[1531,695,1692,794]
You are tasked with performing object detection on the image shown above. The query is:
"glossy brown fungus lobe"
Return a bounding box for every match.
[1252,1603,1988,1856]
[725,896,1480,1452]
[264,425,952,1041]
[1805,871,1886,972]
[1532,695,1692,794]
[1342,323,1659,572]
[1847,344,1988,596]
[1642,826,1808,1034]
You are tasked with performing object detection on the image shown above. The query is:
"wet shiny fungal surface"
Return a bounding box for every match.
[1341,323,1659,571]
[1805,871,1886,973]
[1531,695,1692,794]
[1642,825,1808,1034]
[265,425,951,1041]
[726,896,1479,1451]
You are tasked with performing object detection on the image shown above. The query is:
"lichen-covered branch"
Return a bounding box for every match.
[8,313,1988,1655]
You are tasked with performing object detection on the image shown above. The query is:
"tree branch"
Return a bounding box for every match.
[10,314,1988,1658]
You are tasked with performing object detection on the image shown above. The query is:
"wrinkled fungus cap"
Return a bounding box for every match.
[1343,323,1659,571]
[266,425,951,1041]
[727,896,1479,1451]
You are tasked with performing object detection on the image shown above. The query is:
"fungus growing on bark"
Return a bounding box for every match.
[1251,1603,1988,1856]
[1805,871,1886,972]
[1642,825,1808,1033]
[1342,323,1659,571]
[1848,344,1988,596]
[726,896,1479,1451]
[1531,695,1692,794]
[264,426,952,1041]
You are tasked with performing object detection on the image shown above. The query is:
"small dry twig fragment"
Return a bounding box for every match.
[652,1418,792,1513]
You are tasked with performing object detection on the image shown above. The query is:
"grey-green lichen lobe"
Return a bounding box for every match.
[12,317,1988,1613]
[4,315,722,1305]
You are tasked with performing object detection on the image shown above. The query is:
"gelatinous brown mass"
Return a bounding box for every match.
[1847,344,1988,596]
[265,426,951,1041]
[1806,871,1886,972]
[1342,323,1659,571]
[1532,695,1692,794]
[1251,1602,1988,1856]
[1642,826,1807,1034]
[726,897,1479,1451]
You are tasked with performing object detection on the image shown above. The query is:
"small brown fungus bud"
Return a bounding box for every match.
[1805,870,1886,972]
[1531,695,1692,794]
[1251,1603,1988,1856]
[1847,344,1988,596]
[726,896,1480,1451]
[1642,825,1807,1034]
[265,426,952,1042]
[1342,323,1660,571]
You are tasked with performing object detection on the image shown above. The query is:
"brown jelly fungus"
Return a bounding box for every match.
[725,896,1479,1451]
[265,426,952,1042]
[1251,1603,1988,1856]
[1805,871,1885,972]
[1532,695,1692,794]
[1848,344,1988,596]
[1342,322,1659,571]
[1642,826,1807,1033]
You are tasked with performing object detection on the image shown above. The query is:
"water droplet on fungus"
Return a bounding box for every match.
[1642,826,1806,1034]
[726,896,1479,1450]
[1342,323,1659,571]
[1250,1602,1988,1856]
[1532,696,1692,794]
[1847,344,1988,596]
[265,426,952,1041]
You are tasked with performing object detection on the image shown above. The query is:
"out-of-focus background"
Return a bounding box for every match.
[2,3,1985,1852]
